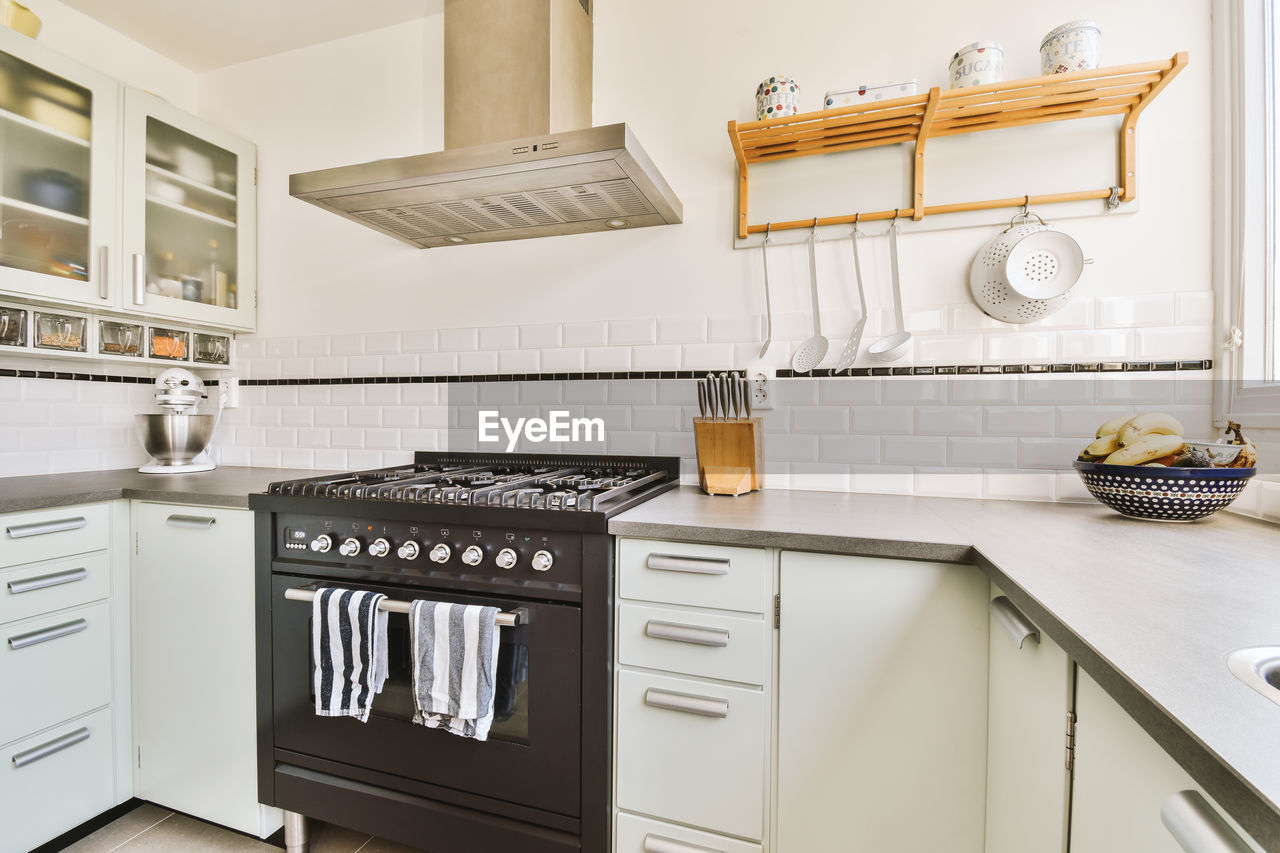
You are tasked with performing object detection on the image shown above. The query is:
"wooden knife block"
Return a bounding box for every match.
[693,418,763,496]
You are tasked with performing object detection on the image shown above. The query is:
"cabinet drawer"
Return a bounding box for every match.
[618,603,768,686]
[616,812,763,853]
[0,601,111,746]
[0,707,116,853]
[1,503,111,569]
[619,539,770,614]
[0,552,110,626]
[616,670,766,840]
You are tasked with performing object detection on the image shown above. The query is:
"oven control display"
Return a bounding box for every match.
[283,527,309,550]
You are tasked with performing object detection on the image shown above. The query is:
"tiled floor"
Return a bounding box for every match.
[61,804,423,852]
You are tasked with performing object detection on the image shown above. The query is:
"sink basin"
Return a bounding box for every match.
[1227,647,1280,707]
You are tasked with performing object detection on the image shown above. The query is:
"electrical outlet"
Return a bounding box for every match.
[750,371,774,410]
[218,377,240,409]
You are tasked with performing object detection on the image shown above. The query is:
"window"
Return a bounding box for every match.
[1214,0,1280,425]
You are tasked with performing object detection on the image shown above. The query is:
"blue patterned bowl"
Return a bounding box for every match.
[1074,461,1255,522]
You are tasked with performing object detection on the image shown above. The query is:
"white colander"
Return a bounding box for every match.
[969,212,1085,324]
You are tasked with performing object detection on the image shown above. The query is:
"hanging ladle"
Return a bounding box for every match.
[868,211,912,362]
[791,218,829,373]
[758,224,774,359]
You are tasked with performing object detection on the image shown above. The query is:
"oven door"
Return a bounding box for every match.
[270,574,582,817]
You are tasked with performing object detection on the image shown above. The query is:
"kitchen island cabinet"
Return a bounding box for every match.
[130,501,280,839]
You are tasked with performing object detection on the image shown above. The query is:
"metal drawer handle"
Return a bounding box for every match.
[5,516,87,539]
[646,554,730,576]
[97,245,110,300]
[645,619,730,648]
[8,567,88,595]
[991,596,1040,649]
[12,727,90,768]
[1161,790,1255,853]
[166,514,217,529]
[132,253,146,305]
[643,688,729,719]
[8,618,89,650]
[643,833,724,853]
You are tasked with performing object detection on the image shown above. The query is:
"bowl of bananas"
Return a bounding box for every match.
[1074,415,1257,521]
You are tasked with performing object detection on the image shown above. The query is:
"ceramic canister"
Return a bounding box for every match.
[949,42,1004,88]
[756,75,800,120]
[1040,20,1101,75]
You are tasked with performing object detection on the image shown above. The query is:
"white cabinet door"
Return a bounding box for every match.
[132,502,279,838]
[776,551,988,853]
[1070,669,1263,853]
[0,27,119,309]
[120,88,256,332]
[984,586,1073,853]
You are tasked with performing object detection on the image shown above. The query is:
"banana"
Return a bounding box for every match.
[1095,414,1134,438]
[1117,413,1184,446]
[1081,433,1121,460]
[1103,433,1186,466]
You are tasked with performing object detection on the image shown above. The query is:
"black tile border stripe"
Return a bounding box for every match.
[0,360,1214,386]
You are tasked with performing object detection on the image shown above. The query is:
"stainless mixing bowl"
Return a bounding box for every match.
[136,414,215,465]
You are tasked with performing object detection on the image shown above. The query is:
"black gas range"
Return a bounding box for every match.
[249,452,680,853]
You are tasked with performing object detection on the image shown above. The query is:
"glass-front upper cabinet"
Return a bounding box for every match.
[122,88,256,331]
[0,28,118,307]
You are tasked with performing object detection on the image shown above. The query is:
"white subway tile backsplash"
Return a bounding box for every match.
[540,348,586,372]
[709,315,761,343]
[479,326,519,350]
[632,345,682,371]
[915,467,985,499]
[403,330,439,353]
[459,351,499,374]
[1056,469,1094,502]
[365,386,401,405]
[1019,377,1093,405]
[331,334,365,356]
[237,337,267,360]
[983,406,1054,436]
[1095,295,1175,328]
[585,347,630,371]
[949,378,1019,405]
[1176,291,1215,326]
[348,355,383,376]
[882,436,946,466]
[280,448,314,468]
[1056,405,1132,438]
[774,379,819,406]
[251,407,282,426]
[281,357,314,377]
[420,352,459,374]
[610,382,658,405]
[609,431,657,455]
[883,379,946,404]
[851,406,913,435]
[851,465,914,496]
[983,469,1057,501]
[609,319,657,346]
[364,429,401,451]
[656,317,707,344]
[1134,326,1212,360]
[984,333,1053,363]
[769,433,820,461]
[313,356,347,378]
[632,405,683,432]
[948,437,1018,467]
[313,449,348,469]
[819,434,880,464]
[440,327,479,352]
[295,336,331,357]
[656,431,696,458]
[563,322,608,347]
[819,378,879,405]
[913,334,983,365]
[297,427,331,448]
[498,348,540,373]
[383,353,420,375]
[282,407,315,427]
[915,406,980,435]
[682,343,735,370]
[1024,299,1091,330]
[1095,377,1177,405]
[517,324,562,350]
[267,338,297,358]
[478,383,519,405]
[1057,330,1131,361]
[791,406,850,433]
[1017,438,1081,469]
[789,462,850,492]
[251,447,283,467]
[331,386,365,405]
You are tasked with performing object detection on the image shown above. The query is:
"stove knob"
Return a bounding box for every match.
[461,545,484,566]
[429,544,451,563]
[398,541,421,560]
[531,550,553,572]
[495,548,518,570]
[310,534,334,553]
[369,537,391,558]
[339,537,362,557]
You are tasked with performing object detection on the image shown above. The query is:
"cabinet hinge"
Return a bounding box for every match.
[137,746,141,769]
[254,167,258,186]
[1065,710,1077,771]
[773,593,781,629]
[135,531,139,556]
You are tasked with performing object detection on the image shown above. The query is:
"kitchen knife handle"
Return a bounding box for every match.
[696,380,707,420]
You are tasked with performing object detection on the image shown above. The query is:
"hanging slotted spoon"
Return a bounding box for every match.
[833,220,869,372]
[791,220,829,373]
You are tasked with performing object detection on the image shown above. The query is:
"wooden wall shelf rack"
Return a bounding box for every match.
[727,52,1188,239]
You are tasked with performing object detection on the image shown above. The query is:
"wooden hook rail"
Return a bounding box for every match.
[727,52,1189,239]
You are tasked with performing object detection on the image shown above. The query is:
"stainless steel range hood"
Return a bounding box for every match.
[289,0,682,249]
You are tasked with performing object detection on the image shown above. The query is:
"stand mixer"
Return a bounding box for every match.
[136,368,219,473]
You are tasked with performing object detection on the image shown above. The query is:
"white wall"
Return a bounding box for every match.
[197,0,1211,347]
[19,0,197,109]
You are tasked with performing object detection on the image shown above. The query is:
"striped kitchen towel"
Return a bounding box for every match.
[312,588,389,722]
[408,600,501,740]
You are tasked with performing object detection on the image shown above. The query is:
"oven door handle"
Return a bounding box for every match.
[282,586,523,627]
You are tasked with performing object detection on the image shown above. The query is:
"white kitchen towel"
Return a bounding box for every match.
[312,588,389,722]
[408,600,501,740]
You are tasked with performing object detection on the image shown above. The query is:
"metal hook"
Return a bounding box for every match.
[890,208,901,229]
[852,212,861,235]
[764,222,772,245]
[811,216,819,234]
[1021,195,1030,217]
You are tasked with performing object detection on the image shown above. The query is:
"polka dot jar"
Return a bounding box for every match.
[756,75,800,120]
[1074,461,1255,522]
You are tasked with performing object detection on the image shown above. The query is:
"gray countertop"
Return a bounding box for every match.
[612,487,1280,851]
[0,466,326,511]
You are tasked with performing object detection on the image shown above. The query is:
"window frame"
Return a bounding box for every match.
[1213,0,1280,427]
